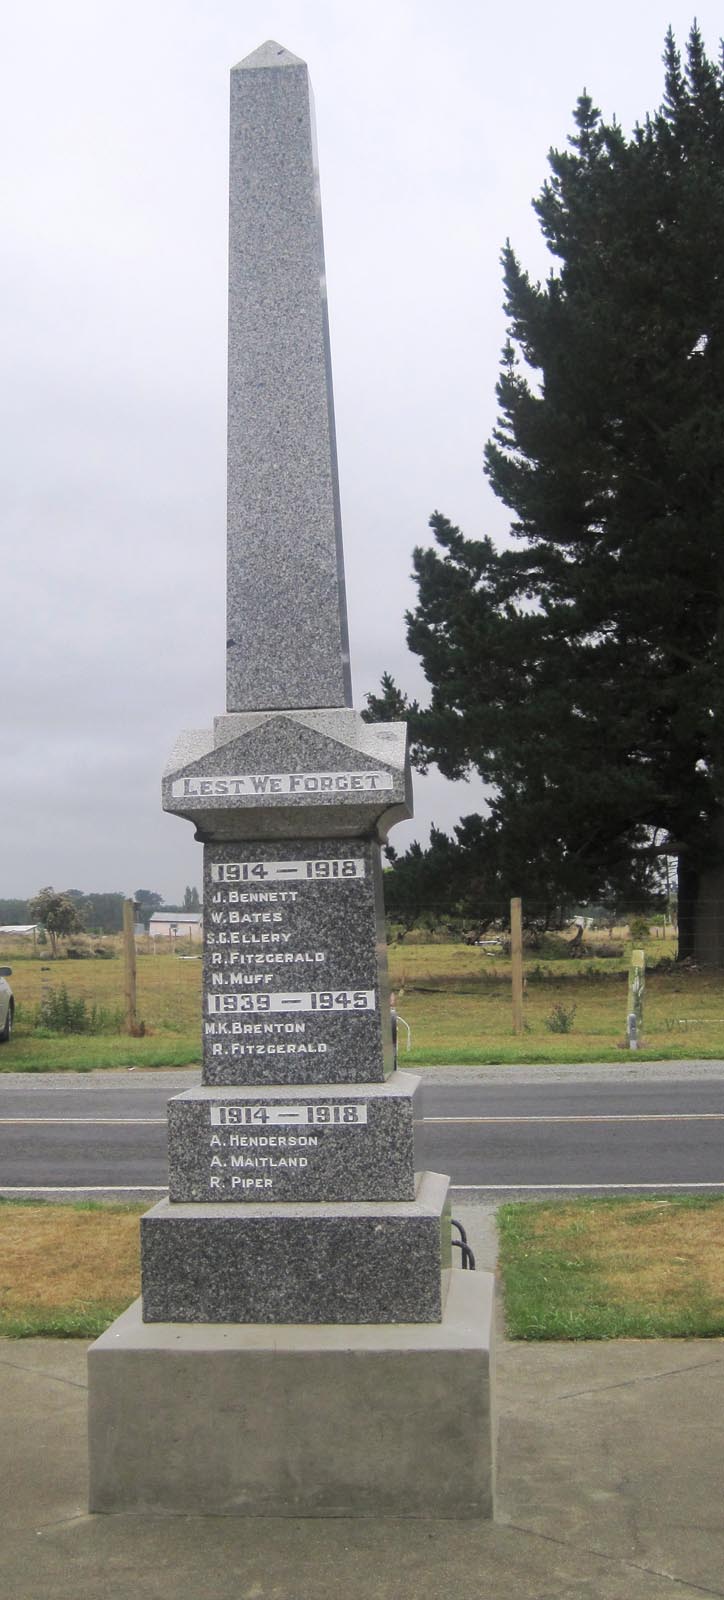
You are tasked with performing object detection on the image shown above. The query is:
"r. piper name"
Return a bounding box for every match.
[171,771,393,798]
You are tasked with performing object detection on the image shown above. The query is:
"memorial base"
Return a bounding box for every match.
[140,1171,450,1325]
[88,1269,495,1519]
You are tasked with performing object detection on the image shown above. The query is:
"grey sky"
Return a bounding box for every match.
[2,1,719,902]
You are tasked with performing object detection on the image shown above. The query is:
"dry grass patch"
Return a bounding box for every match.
[599,1205,724,1309]
[498,1195,724,1339]
[0,1200,144,1336]
[529,1200,724,1312]
[6,948,201,1035]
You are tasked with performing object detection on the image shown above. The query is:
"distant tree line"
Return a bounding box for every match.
[0,885,202,938]
[381,854,674,942]
[0,890,125,936]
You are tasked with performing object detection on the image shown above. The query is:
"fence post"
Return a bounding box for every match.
[627,947,645,1050]
[511,897,524,1036]
[123,898,139,1036]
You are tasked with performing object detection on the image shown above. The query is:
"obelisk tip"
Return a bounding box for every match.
[233,41,306,72]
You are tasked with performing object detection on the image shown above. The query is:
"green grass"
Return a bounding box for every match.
[498,1194,724,1339]
[1,935,722,1070]
[1,1034,198,1071]
[0,1302,136,1338]
[1,945,201,1069]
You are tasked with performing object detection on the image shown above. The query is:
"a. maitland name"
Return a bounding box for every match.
[171,771,392,798]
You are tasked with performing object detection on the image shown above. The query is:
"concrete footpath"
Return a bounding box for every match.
[2,1206,723,1600]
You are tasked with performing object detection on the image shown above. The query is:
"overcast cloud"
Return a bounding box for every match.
[2,0,719,902]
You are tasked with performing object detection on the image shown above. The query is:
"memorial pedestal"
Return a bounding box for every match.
[88,1269,495,1518]
[87,40,495,1523]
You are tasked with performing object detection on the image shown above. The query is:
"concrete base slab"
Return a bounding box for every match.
[87,1267,495,1518]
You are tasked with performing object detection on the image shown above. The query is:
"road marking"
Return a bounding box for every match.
[0,1117,165,1126]
[2,1182,721,1197]
[0,1186,167,1194]
[449,1182,724,1191]
[0,1112,721,1128]
[424,1113,724,1124]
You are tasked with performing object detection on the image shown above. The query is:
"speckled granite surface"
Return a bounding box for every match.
[167,1075,420,1203]
[140,42,462,1345]
[201,836,394,1084]
[226,43,351,711]
[141,1172,451,1325]
[162,712,411,843]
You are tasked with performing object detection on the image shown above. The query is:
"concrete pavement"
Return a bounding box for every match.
[1,1205,723,1599]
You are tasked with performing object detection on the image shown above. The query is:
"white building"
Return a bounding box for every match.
[148,912,203,942]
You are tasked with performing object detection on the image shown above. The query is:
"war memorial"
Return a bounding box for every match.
[87,41,495,1518]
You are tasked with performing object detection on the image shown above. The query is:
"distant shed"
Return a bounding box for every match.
[0,924,40,950]
[148,913,203,942]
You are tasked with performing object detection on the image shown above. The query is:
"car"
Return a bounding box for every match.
[0,967,14,1043]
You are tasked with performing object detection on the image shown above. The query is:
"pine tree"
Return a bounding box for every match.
[369,26,724,961]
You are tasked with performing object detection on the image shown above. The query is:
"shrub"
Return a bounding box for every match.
[544,1002,577,1034]
[629,917,651,941]
[62,938,117,961]
[35,986,124,1035]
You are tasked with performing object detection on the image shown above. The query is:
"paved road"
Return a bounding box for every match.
[1,1064,723,1197]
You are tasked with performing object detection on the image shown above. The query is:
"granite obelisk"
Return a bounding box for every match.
[226,42,351,712]
[87,42,495,1518]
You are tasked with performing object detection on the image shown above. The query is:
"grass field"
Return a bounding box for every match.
[498,1194,724,1339]
[390,942,724,1063]
[0,1199,144,1336]
[1,934,723,1069]
[4,1193,724,1340]
[2,946,200,1069]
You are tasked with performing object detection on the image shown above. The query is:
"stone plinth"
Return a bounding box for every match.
[167,1074,421,1203]
[88,1268,495,1518]
[162,709,411,843]
[141,1171,451,1325]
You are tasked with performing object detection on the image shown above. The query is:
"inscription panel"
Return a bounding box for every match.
[167,1082,420,1204]
[201,838,393,1086]
[210,1101,368,1127]
[211,857,366,883]
[173,771,392,799]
